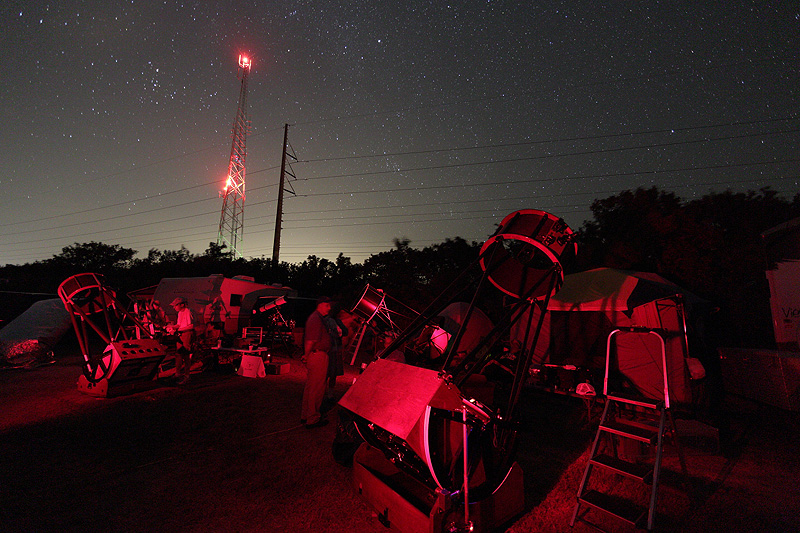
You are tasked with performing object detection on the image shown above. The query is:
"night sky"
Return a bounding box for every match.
[1,1,797,266]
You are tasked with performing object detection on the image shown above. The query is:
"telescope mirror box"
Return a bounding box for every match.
[77,339,167,397]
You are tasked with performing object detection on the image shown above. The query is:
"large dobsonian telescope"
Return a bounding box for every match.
[340,209,577,533]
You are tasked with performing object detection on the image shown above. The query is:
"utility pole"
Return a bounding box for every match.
[272,123,296,264]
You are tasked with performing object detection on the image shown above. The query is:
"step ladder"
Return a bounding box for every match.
[570,327,688,531]
[346,322,370,366]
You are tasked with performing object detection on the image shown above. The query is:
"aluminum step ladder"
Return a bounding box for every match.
[346,322,371,366]
[570,327,688,531]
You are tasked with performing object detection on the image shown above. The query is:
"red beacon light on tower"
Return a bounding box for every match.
[221,175,233,195]
[239,55,251,69]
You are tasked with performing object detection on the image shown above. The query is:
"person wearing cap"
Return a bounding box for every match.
[147,299,168,336]
[168,297,195,385]
[301,296,333,428]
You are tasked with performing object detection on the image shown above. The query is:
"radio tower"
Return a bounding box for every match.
[217,54,252,258]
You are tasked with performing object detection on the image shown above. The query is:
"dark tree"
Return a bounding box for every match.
[577,187,684,271]
[48,242,137,272]
[680,189,800,347]
[577,186,800,348]
[361,238,428,309]
[288,255,339,298]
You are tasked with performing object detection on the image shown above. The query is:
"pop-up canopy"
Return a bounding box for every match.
[547,267,696,313]
[514,268,704,405]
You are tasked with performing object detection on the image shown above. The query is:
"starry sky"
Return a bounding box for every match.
[1,1,797,266]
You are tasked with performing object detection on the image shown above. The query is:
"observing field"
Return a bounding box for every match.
[2,348,799,532]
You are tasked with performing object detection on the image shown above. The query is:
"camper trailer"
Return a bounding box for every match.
[718,219,800,412]
[129,275,296,341]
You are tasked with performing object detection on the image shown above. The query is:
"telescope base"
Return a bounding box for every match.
[352,443,524,533]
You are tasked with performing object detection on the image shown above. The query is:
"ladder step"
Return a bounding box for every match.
[590,453,653,482]
[579,489,646,527]
[601,420,658,444]
[345,324,369,366]
[607,393,662,410]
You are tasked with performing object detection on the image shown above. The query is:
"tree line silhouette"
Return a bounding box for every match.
[2,186,798,350]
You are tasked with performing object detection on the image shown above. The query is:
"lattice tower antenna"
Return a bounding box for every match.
[217,54,252,258]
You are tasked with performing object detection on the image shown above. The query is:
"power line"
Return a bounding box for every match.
[4,118,794,231]
[1,156,796,252]
[2,106,796,265]
[4,167,795,263]
[289,128,800,185]
[288,54,797,128]
[294,116,799,164]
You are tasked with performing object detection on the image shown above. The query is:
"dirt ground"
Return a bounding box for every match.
[2,350,799,532]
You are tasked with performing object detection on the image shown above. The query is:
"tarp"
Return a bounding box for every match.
[0,299,72,367]
[513,268,699,404]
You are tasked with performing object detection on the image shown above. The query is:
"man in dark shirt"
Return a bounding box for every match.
[301,296,333,428]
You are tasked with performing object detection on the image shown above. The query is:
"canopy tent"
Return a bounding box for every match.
[512,268,702,405]
[547,268,699,313]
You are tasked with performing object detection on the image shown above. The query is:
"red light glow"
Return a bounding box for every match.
[239,55,251,69]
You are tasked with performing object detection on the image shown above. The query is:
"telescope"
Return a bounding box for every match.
[340,209,577,533]
[256,295,287,313]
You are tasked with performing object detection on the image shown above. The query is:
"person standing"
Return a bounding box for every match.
[169,297,195,385]
[301,296,333,428]
[204,295,229,346]
[147,299,168,336]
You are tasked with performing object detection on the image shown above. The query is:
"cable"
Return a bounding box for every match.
[2,114,796,263]
[1,159,796,250]
[4,123,796,230]
[3,170,796,261]
[293,116,799,164]
[288,54,797,128]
